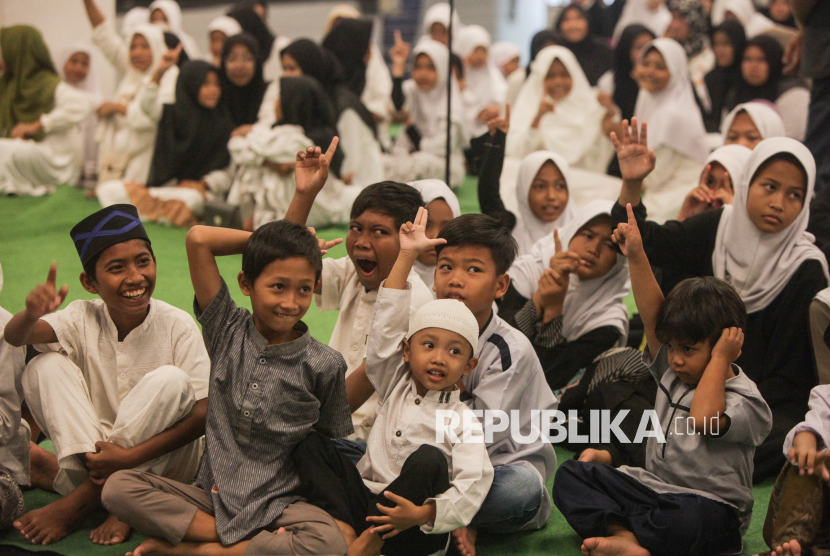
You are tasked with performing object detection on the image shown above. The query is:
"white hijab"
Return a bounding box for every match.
[404,39,469,146]
[613,0,672,41]
[121,7,149,38]
[456,25,506,131]
[721,102,786,143]
[324,4,362,35]
[712,0,775,37]
[713,137,829,313]
[115,24,167,105]
[422,2,463,49]
[409,179,462,290]
[506,46,607,163]
[633,38,708,163]
[208,16,243,40]
[704,144,753,188]
[509,200,630,343]
[148,0,201,59]
[512,150,576,255]
[57,42,100,99]
[490,41,521,74]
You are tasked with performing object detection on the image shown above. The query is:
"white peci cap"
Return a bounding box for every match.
[407,299,479,353]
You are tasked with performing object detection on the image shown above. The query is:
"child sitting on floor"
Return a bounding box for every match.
[553,203,772,556]
[101,146,353,556]
[293,207,493,556]
[408,179,461,293]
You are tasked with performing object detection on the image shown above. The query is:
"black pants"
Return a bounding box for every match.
[292,432,450,556]
[553,460,743,556]
[753,403,806,484]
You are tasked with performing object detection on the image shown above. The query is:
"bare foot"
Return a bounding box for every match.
[127,538,177,556]
[452,526,477,556]
[14,480,99,545]
[578,448,614,465]
[347,528,383,556]
[772,539,802,556]
[90,513,130,545]
[581,534,650,556]
[28,441,58,492]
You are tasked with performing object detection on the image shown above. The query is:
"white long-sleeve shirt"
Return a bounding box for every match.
[784,385,830,454]
[0,308,30,485]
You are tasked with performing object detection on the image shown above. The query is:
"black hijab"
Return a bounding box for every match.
[730,34,785,108]
[322,18,373,97]
[554,5,613,86]
[219,33,269,127]
[147,61,233,187]
[613,25,655,121]
[277,75,344,178]
[528,29,558,77]
[704,19,746,129]
[227,6,275,62]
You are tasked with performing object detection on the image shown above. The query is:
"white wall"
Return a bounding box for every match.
[1,0,118,98]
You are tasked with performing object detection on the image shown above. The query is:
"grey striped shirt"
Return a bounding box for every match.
[195,280,353,544]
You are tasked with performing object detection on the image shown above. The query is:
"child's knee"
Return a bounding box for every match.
[407,444,447,476]
[101,469,144,515]
[22,352,76,395]
[140,366,193,397]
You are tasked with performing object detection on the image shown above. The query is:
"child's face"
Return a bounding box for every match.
[665,338,712,386]
[712,30,735,68]
[238,256,317,344]
[665,11,690,42]
[501,56,520,77]
[528,161,569,223]
[559,8,589,44]
[466,46,488,69]
[346,210,400,291]
[417,199,455,267]
[635,49,670,93]
[413,54,439,91]
[198,71,222,109]
[404,328,478,396]
[64,52,90,85]
[210,31,227,61]
[704,161,732,193]
[745,158,806,234]
[742,45,769,87]
[769,0,792,23]
[430,22,449,46]
[225,43,256,87]
[150,8,168,25]
[629,33,654,66]
[568,219,618,280]
[281,53,302,77]
[82,239,156,318]
[129,34,153,72]
[434,245,510,327]
[725,111,762,149]
[543,59,572,101]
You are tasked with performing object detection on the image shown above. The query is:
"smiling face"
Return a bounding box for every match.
[226,43,256,87]
[413,53,439,91]
[430,22,449,45]
[725,111,763,149]
[543,59,573,101]
[567,216,618,280]
[528,161,569,223]
[210,30,227,61]
[712,29,735,68]
[404,328,477,396]
[745,157,807,234]
[742,45,769,87]
[238,256,317,344]
[129,34,153,72]
[417,199,456,268]
[665,11,690,42]
[198,70,222,108]
[466,45,488,69]
[665,338,713,385]
[64,52,90,85]
[635,48,671,93]
[150,8,168,24]
[82,239,156,320]
[434,245,510,328]
[346,210,401,291]
[559,8,589,43]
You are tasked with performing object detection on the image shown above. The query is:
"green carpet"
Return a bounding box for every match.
[0,184,774,555]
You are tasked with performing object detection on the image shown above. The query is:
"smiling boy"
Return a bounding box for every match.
[4,205,210,547]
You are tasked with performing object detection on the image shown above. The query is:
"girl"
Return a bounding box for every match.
[456,25,506,138]
[384,37,469,188]
[219,34,269,132]
[0,26,92,197]
[631,38,708,223]
[97,60,234,228]
[598,24,655,123]
[408,179,461,292]
[490,41,521,80]
[677,143,752,220]
[613,0,672,41]
[613,123,829,483]
[505,29,558,108]
[56,42,102,186]
[227,5,291,82]
[206,16,242,67]
[714,0,776,37]
[554,5,613,87]
[703,19,746,132]
[421,2,463,49]
[664,0,714,106]
[727,35,810,141]
[506,46,615,175]
[148,0,201,59]
[722,101,786,149]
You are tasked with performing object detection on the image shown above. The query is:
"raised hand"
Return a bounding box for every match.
[389,30,411,77]
[536,268,568,319]
[25,262,68,321]
[307,227,343,256]
[612,203,644,259]
[399,207,447,256]
[548,229,582,276]
[294,137,339,197]
[532,98,555,128]
[711,327,743,364]
[152,43,183,84]
[487,103,510,136]
[610,118,656,182]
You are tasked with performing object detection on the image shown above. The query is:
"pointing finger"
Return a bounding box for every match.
[47,261,57,286]
[554,229,562,254]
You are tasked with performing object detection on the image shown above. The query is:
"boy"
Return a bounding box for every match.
[102,148,353,556]
[4,205,211,546]
[552,204,773,556]
[292,207,494,556]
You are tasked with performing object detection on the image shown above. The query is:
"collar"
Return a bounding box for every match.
[246,318,312,355]
[420,385,462,404]
[105,298,155,345]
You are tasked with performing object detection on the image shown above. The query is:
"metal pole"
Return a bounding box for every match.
[445,0,454,186]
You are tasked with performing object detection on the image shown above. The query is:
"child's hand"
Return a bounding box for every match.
[533,98,555,128]
[399,207,447,257]
[612,204,644,259]
[25,262,68,321]
[548,229,582,276]
[610,118,656,182]
[389,30,410,77]
[711,327,743,364]
[536,268,568,318]
[85,441,136,484]
[789,431,830,480]
[307,227,343,255]
[487,103,510,136]
[366,492,433,539]
[294,137,339,197]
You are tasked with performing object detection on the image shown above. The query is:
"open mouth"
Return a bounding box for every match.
[356,258,377,276]
[445,292,465,301]
[426,369,446,382]
[541,205,560,215]
[121,288,146,300]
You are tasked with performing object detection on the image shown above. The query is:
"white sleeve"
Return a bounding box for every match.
[363,47,393,119]
[125,82,162,132]
[91,19,129,74]
[365,285,412,402]
[40,83,93,134]
[37,301,88,361]
[258,81,279,127]
[645,145,685,191]
[315,257,352,312]
[777,87,810,142]
[337,109,384,186]
[0,309,26,447]
[505,126,543,158]
[171,316,211,400]
[203,168,234,196]
[783,385,830,455]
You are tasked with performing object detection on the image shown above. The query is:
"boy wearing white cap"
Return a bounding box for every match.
[292,207,494,556]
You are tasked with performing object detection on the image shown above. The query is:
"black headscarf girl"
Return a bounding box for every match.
[277,75,344,178]
[227,6,275,63]
[613,24,655,121]
[219,33,269,127]
[147,61,233,187]
[322,18,373,97]
[554,5,613,86]
[704,19,746,131]
[728,34,798,109]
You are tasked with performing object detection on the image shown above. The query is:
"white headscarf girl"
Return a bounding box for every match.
[422,2,463,49]
[57,42,101,177]
[705,144,753,190]
[456,25,507,137]
[506,45,608,163]
[511,150,576,255]
[148,0,201,59]
[633,38,709,163]
[613,0,672,41]
[490,41,521,75]
[713,137,829,313]
[409,179,461,289]
[712,0,775,37]
[510,200,630,343]
[721,101,786,144]
[114,24,168,105]
[121,7,149,38]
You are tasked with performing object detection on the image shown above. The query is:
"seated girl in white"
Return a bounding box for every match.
[147,0,202,60]
[456,25,506,138]
[677,144,752,221]
[721,101,786,150]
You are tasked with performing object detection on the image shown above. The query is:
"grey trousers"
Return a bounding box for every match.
[101,470,347,556]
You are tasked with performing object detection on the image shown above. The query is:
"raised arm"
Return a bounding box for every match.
[284,139,339,226]
[4,262,66,347]
[185,226,252,313]
[612,204,664,358]
[688,328,741,435]
[82,0,105,28]
[610,118,656,208]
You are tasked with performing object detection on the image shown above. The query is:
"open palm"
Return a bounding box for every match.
[400,207,446,255]
[611,118,656,182]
